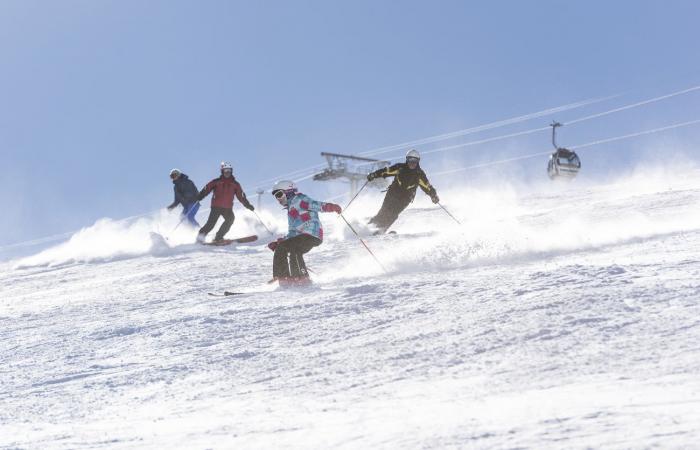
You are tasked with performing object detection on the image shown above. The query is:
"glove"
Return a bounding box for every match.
[367,172,377,181]
[430,193,440,204]
[268,238,284,251]
[246,204,255,211]
[322,203,342,214]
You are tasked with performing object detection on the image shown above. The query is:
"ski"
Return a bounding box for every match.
[208,291,248,297]
[201,235,258,246]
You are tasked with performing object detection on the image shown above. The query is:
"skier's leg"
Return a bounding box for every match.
[380,193,412,231]
[285,250,303,278]
[272,248,292,278]
[370,189,408,232]
[369,191,395,227]
[198,208,222,241]
[288,235,321,277]
[185,203,200,227]
[273,241,293,279]
[214,209,235,241]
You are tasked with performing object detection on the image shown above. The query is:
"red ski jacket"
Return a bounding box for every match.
[198,176,253,209]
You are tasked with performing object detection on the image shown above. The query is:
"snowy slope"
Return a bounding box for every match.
[2,167,700,449]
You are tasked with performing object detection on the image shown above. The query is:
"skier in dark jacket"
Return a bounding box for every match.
[366,149,439,234]
[166,169,201,227]
[196,162,255,243]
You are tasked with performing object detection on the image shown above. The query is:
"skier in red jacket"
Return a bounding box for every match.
[196,162,254,243]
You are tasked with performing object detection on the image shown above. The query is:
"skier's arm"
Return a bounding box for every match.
[367,164,401,181]
[168,185,182,210]
[418,171,439,203]
[298,197,325,212]
[197,180,215,201]
[235,185,255,211]
[298,197,341,214]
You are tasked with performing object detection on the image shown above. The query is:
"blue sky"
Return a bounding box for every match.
[2,0,700,246]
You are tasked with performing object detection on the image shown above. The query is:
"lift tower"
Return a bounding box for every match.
[313,152,391,197]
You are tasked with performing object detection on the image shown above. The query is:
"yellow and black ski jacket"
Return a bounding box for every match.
[370,163,437,198]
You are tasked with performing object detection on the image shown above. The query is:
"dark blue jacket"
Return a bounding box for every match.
[169,174,199,208]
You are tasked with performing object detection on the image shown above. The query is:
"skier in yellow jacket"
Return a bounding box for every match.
[366,149,439,234]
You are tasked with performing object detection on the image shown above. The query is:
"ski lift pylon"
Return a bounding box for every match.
[547,121,581,180]
[313,152,390,197]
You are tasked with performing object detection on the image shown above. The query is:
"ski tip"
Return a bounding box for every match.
[236,235,258,244]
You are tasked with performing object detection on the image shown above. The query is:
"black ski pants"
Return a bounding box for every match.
[273,234,322,278]
[198,207,234,241]
[369,186,415,232]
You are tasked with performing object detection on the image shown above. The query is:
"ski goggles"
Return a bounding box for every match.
[406,157,420,164]
[272,190,286,199]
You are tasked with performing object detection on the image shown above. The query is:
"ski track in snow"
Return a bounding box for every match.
[2,169,700,448]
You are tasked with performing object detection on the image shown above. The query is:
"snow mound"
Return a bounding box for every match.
[13,209,282,269]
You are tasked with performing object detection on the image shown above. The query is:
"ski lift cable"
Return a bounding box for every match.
[563,85,700,126]
[252,162,328,190]
[432,151,553,176]
[357,95,619,157]
[421,126,551,156]
[569,118,700,150]
[292,172,319,183]
[249,94,619,190]
[381,84,700,163]
[0,231,77,251]
[430,118,700,177]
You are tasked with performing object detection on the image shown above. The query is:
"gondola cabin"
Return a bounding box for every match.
[547,147,581,180]
[547,121,581,180]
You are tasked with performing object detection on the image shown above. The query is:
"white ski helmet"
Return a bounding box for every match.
[406,149,420,161]
[220,161,233,171]
[271,180,297,194]
[170,168,181,178]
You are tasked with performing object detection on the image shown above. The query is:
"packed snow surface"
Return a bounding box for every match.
[2,167,700,448]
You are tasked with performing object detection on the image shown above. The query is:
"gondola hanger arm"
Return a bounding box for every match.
[550,121,563,150]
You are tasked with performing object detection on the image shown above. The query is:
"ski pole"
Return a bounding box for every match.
[169,215,188,235]
[438,203,462,226]
[339,214,387,273]
[166,203,198,239]
[253,210,274,235]
[344,180,369,212]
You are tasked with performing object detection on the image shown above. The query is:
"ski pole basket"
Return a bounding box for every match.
[547,121,581,180]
